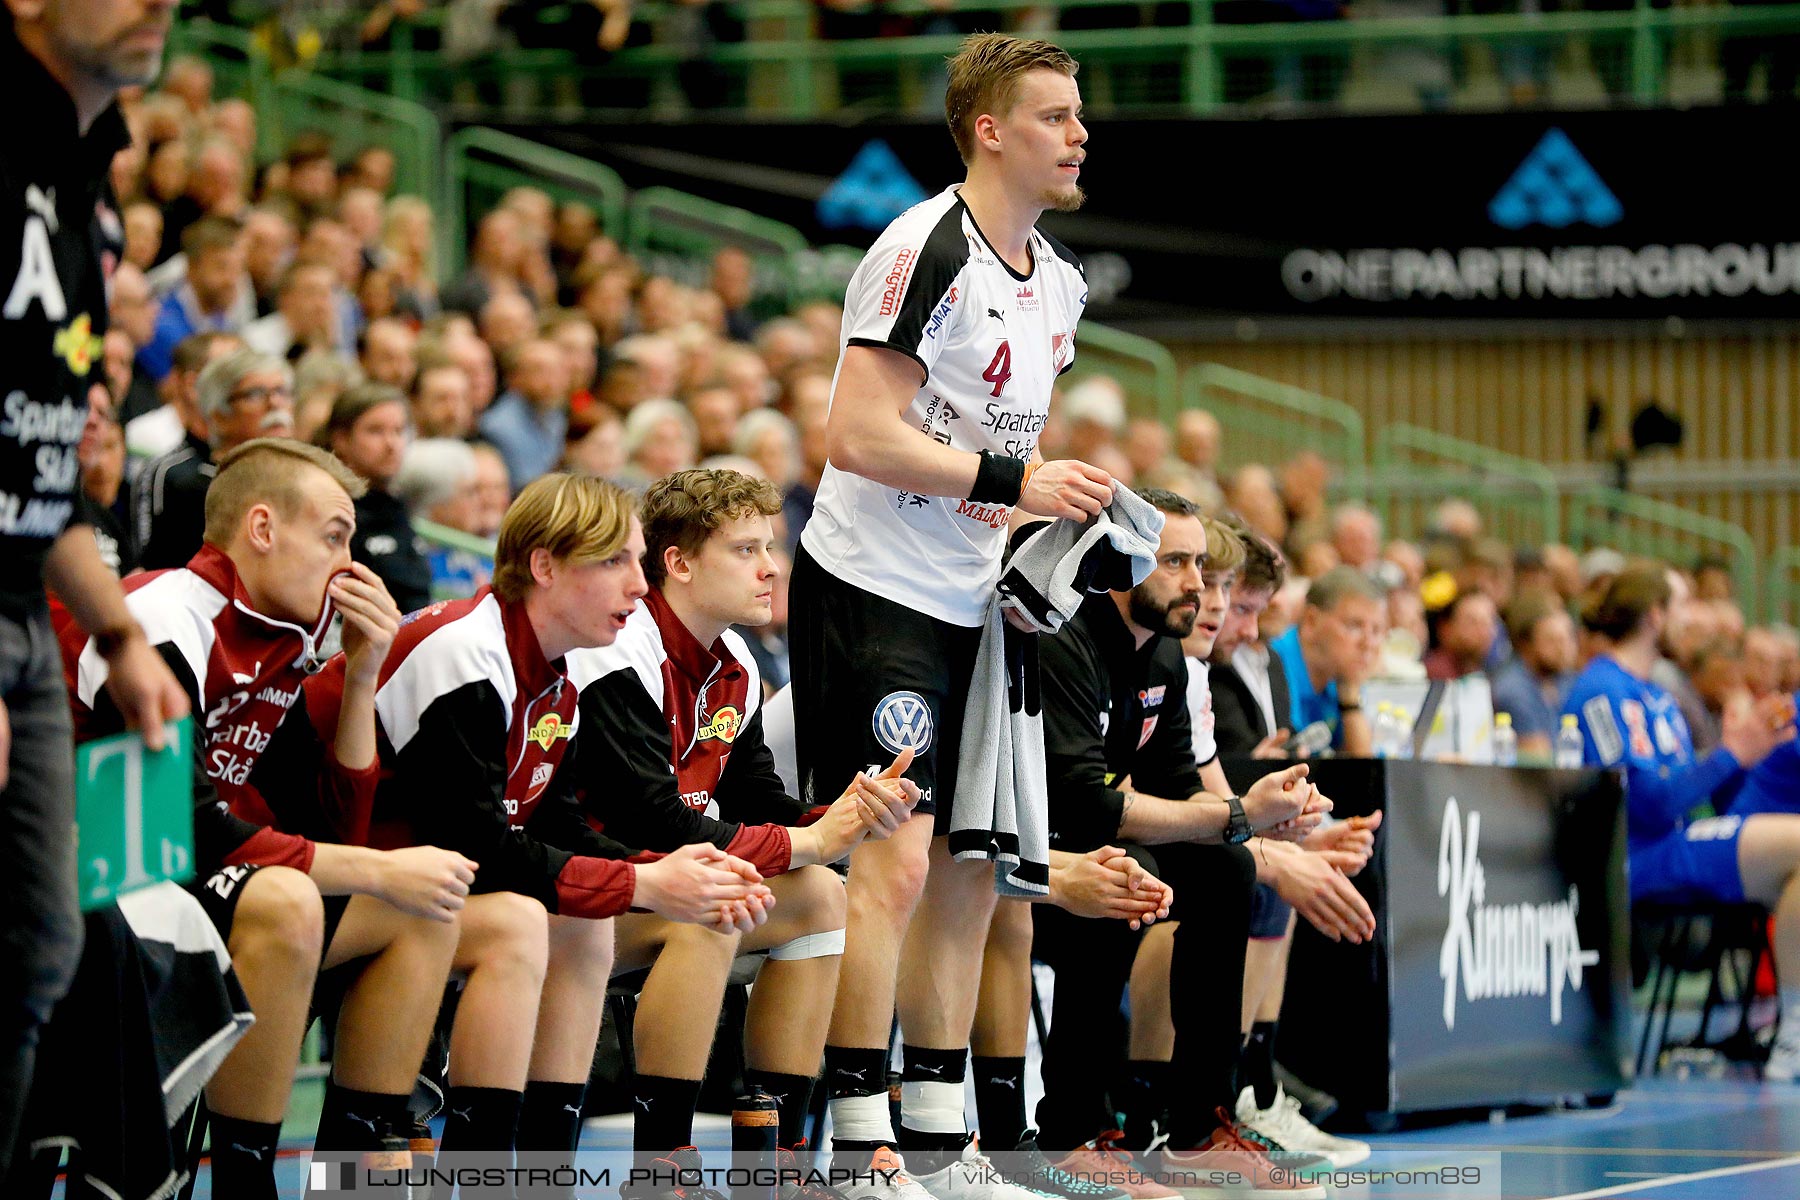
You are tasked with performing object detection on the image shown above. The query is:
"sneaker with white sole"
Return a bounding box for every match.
[1235,1085,1370,1169]
[839,1147,945,1200]
[912,1138,1063,1200]
[1765,1036,1800,1082]
[1157,1111,1326,1199]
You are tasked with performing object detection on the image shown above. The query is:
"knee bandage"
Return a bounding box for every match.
[767,927,846,961]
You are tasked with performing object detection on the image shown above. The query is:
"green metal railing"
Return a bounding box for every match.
[1184,364,1365,480]
[1566,488,1758,612]
[167,21,439,200]
[441,127,630,278]
[1768,547,1800,628]
[1370,423,1561,548]
[1068,324,1180,424]
[288,0,1800,119]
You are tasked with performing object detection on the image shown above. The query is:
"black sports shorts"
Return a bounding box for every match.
[190,862,349,947]
[789,545,983,832]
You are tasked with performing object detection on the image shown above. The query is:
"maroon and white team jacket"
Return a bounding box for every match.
[564,588,823,878]
[59,544,372,874]
[302,587,641,920]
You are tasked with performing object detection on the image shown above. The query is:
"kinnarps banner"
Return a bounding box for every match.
[509,107,1800,322]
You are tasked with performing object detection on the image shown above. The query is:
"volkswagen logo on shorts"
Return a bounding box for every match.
[873,690,933,754]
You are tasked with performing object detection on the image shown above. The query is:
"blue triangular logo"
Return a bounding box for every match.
[818,140,928,232]
[1488,128,1622,231]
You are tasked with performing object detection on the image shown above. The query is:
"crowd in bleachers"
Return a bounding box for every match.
[41,40,1800,1200]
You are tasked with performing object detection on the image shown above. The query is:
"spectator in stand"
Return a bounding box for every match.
[734,409,801,493]
[1122,416,1172,482]
[393,438,495,600]
[1383,538,1425,591]
[348,146,398,196]
[244,261,343,364]
[412,361,476,440]
[549,202,599,302]
[292,349,363,446]
[578,263,638,348]
[1330,505,1382,571]
[78,392,136,576]
[1175,409,1222,481]
[443,208,532,316]
[141,216,251,381]
[468,441,513,534]
[126,331,229,460]
[379,195,439,319]
[281,133,340,224]
[169,136,250,247]
[445,326,499,417]
[135,345,293,570]
[719,342,777,413]
[1279,450,1332,555]
[756,318,819,383]
[1773,626,1800,694]
[338,186,385,270]
[241,208,297,318]
[545,309,602,426]
[688,385,740,459]
[123,201,164,272]
[621,398,699,487]
[710,245,759,342]
[1746,627,1789,699]
[297,216,366,351]
[1423,585,1498,682]
[326,384,433,615]
[359,317,419,391]
[480,291,538,363]
[1429,497,1484,542]
[109,263,162,422]
[1270,566,1383,754]
[565,406,627,479]
[1060,376,1127,464]
[160,53,213,114]
[1491,590,1579,759]
[779,370,830,554]
[1687,636,1749,757]
[1694,555,1737,602]
[1227,464,1289,546]
[480,337,572,489]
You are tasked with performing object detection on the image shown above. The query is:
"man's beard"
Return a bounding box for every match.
[1129,586,1197,638]
[1043,183,1086,214]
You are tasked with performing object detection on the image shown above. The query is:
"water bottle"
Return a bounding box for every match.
[1491,712,1518,767]
[1390,706,1415,760]
[1555,714,1585,768]
[1373,702,1398,758]
[733,1090,780,1200]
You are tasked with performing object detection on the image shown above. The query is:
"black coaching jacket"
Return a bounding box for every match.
[1040,592,1202,853]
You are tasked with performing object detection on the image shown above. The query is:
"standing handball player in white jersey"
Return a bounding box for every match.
[789,32,1116,1200]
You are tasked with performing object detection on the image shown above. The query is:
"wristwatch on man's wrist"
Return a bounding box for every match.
[1224,794,1253,845]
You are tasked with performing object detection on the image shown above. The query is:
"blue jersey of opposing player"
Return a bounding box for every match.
[1562,654,1749,904]
[1730,691,1800,817]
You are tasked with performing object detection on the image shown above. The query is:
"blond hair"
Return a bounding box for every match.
[944,33,1078,165]
[203,438,367,547]
[1198,513,1246,576]
[640,468,782,588]
[492,473,635,601]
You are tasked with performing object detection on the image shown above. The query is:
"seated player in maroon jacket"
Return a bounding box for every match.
[60,439,474,1197]
[565,469,920,1178]
[302,471,775,1171]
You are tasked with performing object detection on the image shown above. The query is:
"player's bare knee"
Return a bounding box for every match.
[786,864,848,933]
[985,898,1033,955]
[234,866,325,966]
[473,893,550,986]
[549,915,614,986]
[852,838,930,918]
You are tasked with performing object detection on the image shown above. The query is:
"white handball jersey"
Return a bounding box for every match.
[1185,656,1218,767]
[801,186,1088,628]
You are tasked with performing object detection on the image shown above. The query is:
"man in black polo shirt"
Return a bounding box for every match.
[1033,489,1371,1198]
[0,0,191,1174]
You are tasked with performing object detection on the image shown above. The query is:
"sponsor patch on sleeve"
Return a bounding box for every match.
[1583,695,1624,765]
